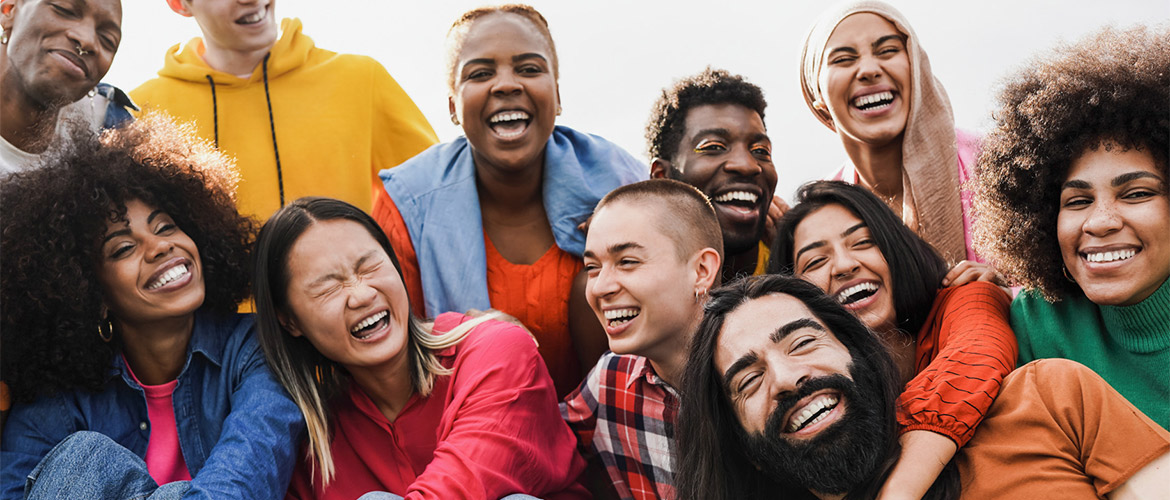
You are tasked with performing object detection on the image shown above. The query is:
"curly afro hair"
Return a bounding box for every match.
[973,25,1169,301]
[645,67,767,163]
[1,114,256,403]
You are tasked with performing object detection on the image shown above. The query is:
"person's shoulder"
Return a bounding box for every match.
[1010,288,1096,329]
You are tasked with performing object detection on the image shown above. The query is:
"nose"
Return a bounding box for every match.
[346,279,378,309]
[829,249,861,281]
[767,353,812,401]
[144,234,175,262]
[723,145,763,178]
[855,54,884,82]
[65,18,99,55]
[587,265,620,302]
[491,68,523,96]
[1082,199,1123,237]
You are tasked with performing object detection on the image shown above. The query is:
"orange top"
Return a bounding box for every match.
[373,188,583,398]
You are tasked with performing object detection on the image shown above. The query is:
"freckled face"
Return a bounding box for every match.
[817,13,911,149]
[1057,146,1170,306]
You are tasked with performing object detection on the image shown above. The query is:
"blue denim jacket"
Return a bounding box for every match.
[96,82,137,130]
[0,312,305,500]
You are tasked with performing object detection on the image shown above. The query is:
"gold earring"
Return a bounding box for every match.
[556,105,562,116]
[97,311,114,343]
[1,29,8,45]
[1062,266,1076,283]
[450,113,460,126]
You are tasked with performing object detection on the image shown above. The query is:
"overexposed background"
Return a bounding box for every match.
[106,1,1168,200]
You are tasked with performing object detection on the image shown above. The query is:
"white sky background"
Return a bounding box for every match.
[106,0,1168,200]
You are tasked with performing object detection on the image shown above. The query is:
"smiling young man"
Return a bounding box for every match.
[675,275,1170,500]
[0,0,135,175]
[561,179,722,500]
[646,68,780,282]
[131,0,436,220]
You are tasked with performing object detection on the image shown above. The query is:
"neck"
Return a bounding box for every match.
[0,61,61,153]
[722,244,759,282]
[842,136,904,199]
[878,328,917,385]
[118,315,196,386]
[201,40,271,77]
[474,154,545,214]
[347,351,415,422]
[645,310,701,389]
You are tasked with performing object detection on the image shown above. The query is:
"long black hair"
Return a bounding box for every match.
[767,181,949,336]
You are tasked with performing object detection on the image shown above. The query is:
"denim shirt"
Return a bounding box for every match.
[96,82,138,130]
[0,312,305,500]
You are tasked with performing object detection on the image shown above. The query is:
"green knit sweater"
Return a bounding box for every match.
[1011,278,1169,430]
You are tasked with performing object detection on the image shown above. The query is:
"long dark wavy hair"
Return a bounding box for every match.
[676,275,909,499]
[1,114,254,403]
[767,181,949,337]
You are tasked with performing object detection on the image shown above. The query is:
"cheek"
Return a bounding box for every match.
[797,269,831,293]
[1055,211,1082,259]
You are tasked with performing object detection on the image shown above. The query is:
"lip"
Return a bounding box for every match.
[348,308,392,343]
[1078,244,1142,271]
[849,85,899,119]
[598,305,639,338]
[234,4,270,26]
[831,278,881,313]
[781,389,845,439]
[143,257,194,293]
[50,50,90,79]
[709,185,765,225]
[484,107,534,143]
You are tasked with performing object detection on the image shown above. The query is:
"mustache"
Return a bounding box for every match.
[765,373,855,435]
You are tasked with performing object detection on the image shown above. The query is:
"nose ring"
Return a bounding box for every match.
[76,45,89,56]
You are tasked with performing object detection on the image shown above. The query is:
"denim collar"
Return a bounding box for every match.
[113,309,233,386]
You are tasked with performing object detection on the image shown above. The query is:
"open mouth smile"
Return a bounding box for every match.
[603,307,640,328]
[835,282,878,305]
[488,110,531,139]
[852,91,895,111]
[785,393,841,434]
[350,310,389,340]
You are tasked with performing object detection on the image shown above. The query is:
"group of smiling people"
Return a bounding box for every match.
[1,0,1168,499]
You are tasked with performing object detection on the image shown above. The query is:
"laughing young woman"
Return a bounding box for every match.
[253,197,587,499]
[799,0,995,284]
[0,115,303,499]
[973,26,1169,429]
[768,181,1018,500]
[371,4,645,398]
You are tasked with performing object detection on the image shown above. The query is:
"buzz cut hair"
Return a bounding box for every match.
[594,179,724,263]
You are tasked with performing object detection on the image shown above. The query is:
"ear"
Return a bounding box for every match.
[812,99,836,132]
[649,158,671,179]
[692,247,722,293]
[279,314,304,338]
[448,95,459,126]
[165,0,194,17]
[1,0,16,31]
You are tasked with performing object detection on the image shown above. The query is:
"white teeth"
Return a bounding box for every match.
[603,307,640,326]
[1085,249,1136,263]
[713,191,759,204]
[490,111,530,123]
[852,91,894,108]
[238,10,265,24]
[836,282,878,304]
[147,264,188,290]
[351,311,388,333]
[787,394,840,433]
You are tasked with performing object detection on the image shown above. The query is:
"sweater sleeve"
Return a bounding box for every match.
[898,281,1018,446]
[371,188,426,318]
[404,317,588,500]
[369,60,437,178]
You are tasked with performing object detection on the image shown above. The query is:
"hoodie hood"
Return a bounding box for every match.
[157,18,313,86]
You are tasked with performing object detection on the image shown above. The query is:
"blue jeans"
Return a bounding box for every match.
[23,431,189,500]
[358,493,541,500]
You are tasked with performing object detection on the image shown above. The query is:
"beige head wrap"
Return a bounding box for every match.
[799,0,966,263]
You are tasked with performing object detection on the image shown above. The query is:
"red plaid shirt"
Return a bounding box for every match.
[561,352,678,500]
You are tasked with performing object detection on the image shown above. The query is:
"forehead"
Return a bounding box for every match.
[586,201,674,255]
[825,12,902,49]
[1066,146,1164,184]
[681,103,766,142]
[287,219,382,273]
[793,203,864,243]
[715,293,842,369]
[457,13,553,63]
[25,0,123,24]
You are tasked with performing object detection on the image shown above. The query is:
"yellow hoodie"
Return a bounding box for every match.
[131,19,437,220]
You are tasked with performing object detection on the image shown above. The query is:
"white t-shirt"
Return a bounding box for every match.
[1,92,109,177]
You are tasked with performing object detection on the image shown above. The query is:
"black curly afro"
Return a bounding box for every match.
[1,114,256,403]
[645,67,767,163]
[973,25,1169,301]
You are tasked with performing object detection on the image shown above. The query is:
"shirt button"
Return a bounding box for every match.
[139,422,149,431]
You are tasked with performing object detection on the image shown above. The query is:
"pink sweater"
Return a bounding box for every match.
[286,313,588,500]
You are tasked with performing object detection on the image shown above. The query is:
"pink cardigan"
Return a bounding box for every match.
[286,313,589,500]
[827,129,984,263]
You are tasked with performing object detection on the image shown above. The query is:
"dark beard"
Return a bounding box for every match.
[736,368,889,496]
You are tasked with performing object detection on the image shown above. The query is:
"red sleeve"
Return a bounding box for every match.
[404,315,589,500]
[372,187,427,318]
[560,356,606,458]
[899,281,1018,446]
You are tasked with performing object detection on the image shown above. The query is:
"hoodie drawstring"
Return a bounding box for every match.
[203,53,285,207]
[262,53,285,207]
[204,75,219,147]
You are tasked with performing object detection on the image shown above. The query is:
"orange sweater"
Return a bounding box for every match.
[373,189,582,398]
[900,281,1018,446]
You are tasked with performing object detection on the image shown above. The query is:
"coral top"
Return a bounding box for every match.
[284,313,588,500]
[373,189,583,398]
[901,281,1018,446]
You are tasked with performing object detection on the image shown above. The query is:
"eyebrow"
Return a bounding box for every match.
[308,250,377,288]
[101,209,165,244]
[793,222,867,263]
[722,351,759,391]
[691,129,731,142]
[462,53,548,71]
[826,33,904,59]
[1062,171,1165,191]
